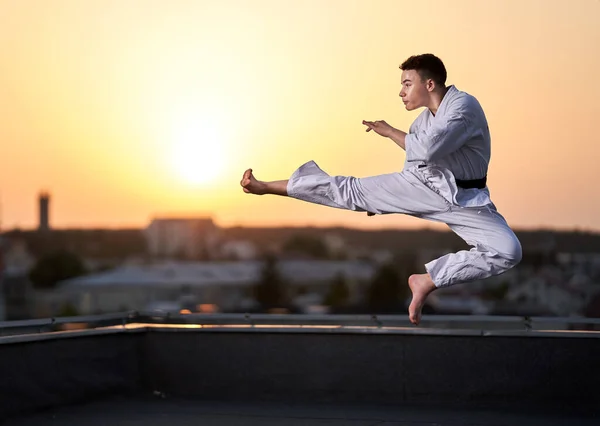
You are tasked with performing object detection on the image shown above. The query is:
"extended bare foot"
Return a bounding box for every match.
[240,169,267,195]
[407,273,437,326]
[240,169,289,196]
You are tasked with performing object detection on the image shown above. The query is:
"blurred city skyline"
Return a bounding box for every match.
[1,0,599,232]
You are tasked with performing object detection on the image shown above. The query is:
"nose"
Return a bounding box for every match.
[399,89,405,98]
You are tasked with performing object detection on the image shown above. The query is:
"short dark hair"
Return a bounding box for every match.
[400,54,447,87]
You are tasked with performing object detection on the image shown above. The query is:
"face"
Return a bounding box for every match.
[399,69,434,111]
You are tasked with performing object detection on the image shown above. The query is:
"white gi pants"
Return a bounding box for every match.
[286,161,522,288]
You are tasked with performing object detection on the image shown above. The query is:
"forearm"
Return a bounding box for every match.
[388,128,407,150]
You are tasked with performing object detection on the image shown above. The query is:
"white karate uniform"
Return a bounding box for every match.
[286,85,522,288]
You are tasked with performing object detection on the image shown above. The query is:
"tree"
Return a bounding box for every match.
[324,272,350,307]
[57,302,79,317]
[253,255,288,310]
[481,280,510,301]
[282,235,329,259]
[29,250,87,289]
[366,262,407,313]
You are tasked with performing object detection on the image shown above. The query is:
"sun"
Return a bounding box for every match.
[170,118,225,186]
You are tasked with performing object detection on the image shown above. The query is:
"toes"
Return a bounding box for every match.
[408,301,421,326]
[241,168,253,187]
[409,313,419,326]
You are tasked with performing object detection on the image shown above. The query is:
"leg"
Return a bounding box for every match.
[277,160,450,215]
[425,204,522,288]
[407,273,437,325]
[240,168,288,196]
[406,204,522,325]
[241,161,449,214]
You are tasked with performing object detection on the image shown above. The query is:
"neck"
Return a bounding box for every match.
[428,86,449,116]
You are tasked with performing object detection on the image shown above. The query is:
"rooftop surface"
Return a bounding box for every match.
[6,395,598,426]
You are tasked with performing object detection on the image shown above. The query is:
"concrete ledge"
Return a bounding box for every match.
[0,332,142,419]
[142,328,600,409]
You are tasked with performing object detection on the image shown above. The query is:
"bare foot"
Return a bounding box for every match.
[240,168,267,195]
[407,273,437,325]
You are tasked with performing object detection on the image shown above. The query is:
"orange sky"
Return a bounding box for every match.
[1,0,599,232]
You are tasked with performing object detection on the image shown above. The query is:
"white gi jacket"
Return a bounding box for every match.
[404,85,493,208]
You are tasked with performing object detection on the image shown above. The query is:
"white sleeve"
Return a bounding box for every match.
[405,114,470,162]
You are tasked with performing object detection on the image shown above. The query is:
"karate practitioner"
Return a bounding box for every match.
[240,53,522,325]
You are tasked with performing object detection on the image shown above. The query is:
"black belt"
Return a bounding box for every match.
[455,176,487,189]
[417,164,487,189]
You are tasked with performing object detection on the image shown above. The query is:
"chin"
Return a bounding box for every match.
[405,102,422,111]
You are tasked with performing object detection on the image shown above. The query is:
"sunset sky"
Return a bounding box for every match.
[1,0,599,232]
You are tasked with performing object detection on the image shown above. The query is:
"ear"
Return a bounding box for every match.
[426,79,436,92]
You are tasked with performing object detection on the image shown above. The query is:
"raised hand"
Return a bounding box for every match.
[362,120,394,137]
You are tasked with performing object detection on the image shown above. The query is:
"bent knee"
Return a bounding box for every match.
[496,235,522,269]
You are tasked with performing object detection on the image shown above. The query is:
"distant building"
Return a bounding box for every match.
[144,217,220,260]
[38,191,50,232]
[504,265,598,316]
[0,236,36,320]
[2,238,35,276]
[53,259,376,315]
[219,240,258,260]
[322,233,346,258]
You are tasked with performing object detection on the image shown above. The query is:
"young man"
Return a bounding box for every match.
[240,53,522,325]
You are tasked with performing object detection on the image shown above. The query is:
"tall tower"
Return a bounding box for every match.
[38,191,50,232]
